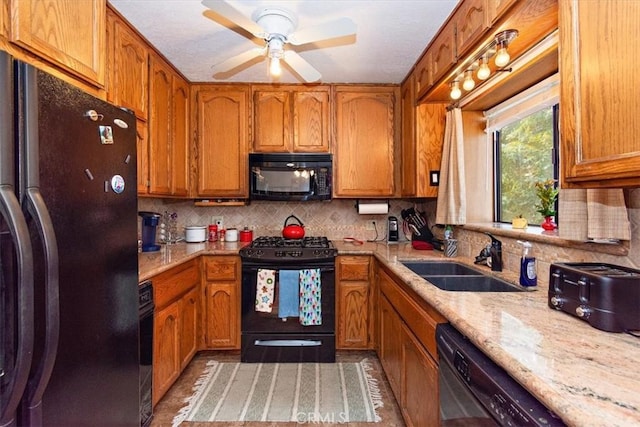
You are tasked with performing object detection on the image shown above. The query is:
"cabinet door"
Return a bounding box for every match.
[424,19,456,94]
[205,283,239,349]
[153,303,180,406]
[0,0,8,39]
[488,0,518,23]
[195,86,249,197]
[9,0,105,86]
[414,103,446,198]
[179,287,198,370]
[148,55,172,195]
[253,90,291,152]
[171,76,190,196]
[454,0,489,58]
[108,13,148,120]
[401,74,417,197]
[560,0,640,187]
[379,294,402,399]
[334,87,397,197]
[136,119,149,194]
[402,323,439,427]
[337,282,369,349]
[292,89,330,152]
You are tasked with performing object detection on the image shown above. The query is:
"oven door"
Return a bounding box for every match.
[241,262,335,334]
[241,261,335,363]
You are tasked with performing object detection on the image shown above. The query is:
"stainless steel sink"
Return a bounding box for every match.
[401,261,481,276]
[401,261,523,292]
[424,275,523,292]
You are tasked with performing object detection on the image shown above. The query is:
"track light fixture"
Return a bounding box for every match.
[448,29,518,100]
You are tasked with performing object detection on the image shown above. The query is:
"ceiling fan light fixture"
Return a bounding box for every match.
[269,57,282,77]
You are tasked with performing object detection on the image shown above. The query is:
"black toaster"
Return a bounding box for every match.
[548,262,640,332]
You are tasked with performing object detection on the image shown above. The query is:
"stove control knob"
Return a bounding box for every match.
[550,296,564,308]
[576,305,591,318]
[255,249,264,257]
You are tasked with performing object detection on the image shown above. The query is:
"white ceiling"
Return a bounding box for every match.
[108,0,459,84]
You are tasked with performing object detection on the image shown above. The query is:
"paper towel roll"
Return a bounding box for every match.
[357,201,389,215]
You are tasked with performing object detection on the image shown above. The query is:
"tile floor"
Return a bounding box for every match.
[152,351,406,427]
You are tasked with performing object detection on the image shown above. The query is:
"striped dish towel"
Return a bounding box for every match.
[255,269,276,312]
[299,268,321,325]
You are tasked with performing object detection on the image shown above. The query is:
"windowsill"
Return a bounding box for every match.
[462,223,629,256]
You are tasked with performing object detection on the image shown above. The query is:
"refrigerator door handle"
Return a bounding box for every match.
[0,186,35,427]
[18,61,60,426]
[21,188,59,425]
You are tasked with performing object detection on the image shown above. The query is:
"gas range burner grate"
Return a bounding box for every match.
[251,236,332,249]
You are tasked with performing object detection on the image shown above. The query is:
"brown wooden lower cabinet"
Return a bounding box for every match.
[377,265,444,427]
[202,256,241,349]
[402,322,439,427]
[151,259,199,405]
[336,256,373,349]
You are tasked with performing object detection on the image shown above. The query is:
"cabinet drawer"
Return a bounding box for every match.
[338,256,370,281]
[153,259,199,309]
[203,256,239,282]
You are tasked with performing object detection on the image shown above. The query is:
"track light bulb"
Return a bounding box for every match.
[450,81,461,100]
[462,70,475,91]
[269,57,282,77]
[494,44,510,67]
[477,57,491,80]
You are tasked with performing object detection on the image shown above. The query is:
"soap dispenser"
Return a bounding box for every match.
[517,240,537,287]
[485,233,502,272]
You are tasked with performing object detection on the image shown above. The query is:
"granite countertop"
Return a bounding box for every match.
[138,241,640,427]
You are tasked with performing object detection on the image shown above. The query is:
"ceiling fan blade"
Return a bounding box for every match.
[288,17,357,45]
[212,47,266,74]
[201,0,266,38]
[282,51,321,83]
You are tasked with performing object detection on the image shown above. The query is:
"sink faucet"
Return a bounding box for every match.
[486,233,503,272]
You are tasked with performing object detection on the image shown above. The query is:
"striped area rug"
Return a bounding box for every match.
[172,360,383,425]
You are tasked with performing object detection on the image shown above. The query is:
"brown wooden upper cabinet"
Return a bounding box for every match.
[253,86,330,153]
[148,53,190,197]
[8,0,106,87]
[0,1,8,40]
[193,85,250,198]
[106,9,149,121]
[559,0,640,188]
[334,86,398,198]
[455,0,490,58]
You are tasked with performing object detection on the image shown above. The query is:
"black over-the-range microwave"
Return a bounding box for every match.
[249,153,332,201]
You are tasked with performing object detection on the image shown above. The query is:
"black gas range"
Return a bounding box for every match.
[239,236,338,264]
[239,236,337,363]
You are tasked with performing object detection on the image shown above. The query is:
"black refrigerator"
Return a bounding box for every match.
[0,51,140,426]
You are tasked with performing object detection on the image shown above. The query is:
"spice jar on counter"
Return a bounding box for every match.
[219,229,226,242]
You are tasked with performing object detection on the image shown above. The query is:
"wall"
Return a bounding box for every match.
[138,198,423,243]
[455,189,640,289]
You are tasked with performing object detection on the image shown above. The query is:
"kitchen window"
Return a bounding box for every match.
[485,75,559,225]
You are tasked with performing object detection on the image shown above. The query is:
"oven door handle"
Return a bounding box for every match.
[254,339,322,347]
[243,266,335,273]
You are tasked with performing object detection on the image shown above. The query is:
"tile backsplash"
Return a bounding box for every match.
[138,198,431,242]
[139,189,639,280]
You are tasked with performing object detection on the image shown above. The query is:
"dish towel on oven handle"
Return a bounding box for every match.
[278,270,300,318]
[299,268,322,326]
[255,268,276,312]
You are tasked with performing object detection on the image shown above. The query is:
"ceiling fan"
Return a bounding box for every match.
[201,0,357,82]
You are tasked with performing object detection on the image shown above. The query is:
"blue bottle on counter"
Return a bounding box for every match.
[517,240,537,287]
